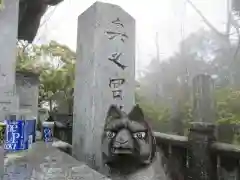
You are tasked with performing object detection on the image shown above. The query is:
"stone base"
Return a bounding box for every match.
[187,122,217,180]
[3,141,110,180]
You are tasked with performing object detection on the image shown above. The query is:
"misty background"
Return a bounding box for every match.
[17,0,240,144]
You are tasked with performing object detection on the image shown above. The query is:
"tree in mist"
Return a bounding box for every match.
[17,40,75,112]
[137,28,240,141]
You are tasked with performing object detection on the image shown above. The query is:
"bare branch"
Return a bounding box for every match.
[186,0,228,39]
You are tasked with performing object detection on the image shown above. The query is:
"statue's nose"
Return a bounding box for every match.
[115,129,130,144]
[118,136,128,144]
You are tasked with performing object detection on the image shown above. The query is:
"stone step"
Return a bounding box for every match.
[3,141,110,180]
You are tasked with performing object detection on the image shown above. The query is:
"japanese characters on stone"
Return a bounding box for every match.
[106,18,128,110]
[105,18,128,42]
[108,52,127,70]
[109,78,125,101]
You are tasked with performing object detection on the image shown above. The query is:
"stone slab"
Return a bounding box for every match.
[3,141,111,180]
[16,73,40,118]
[73,1,135,170]
[0,0,19,88]
[0,0,20,121]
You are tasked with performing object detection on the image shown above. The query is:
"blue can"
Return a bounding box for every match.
[42,121,54,142]
[24,119,36,149]
[43,127,53,142]
[4,120,26,151]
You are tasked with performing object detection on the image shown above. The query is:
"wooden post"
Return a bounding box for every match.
[187,74,217,180]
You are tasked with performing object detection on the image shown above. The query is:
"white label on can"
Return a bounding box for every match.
[28,135,33,149]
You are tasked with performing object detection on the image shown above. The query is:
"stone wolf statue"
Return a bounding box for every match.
[102,105,170,180]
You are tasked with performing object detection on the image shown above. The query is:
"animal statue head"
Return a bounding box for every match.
[102,105,156,173]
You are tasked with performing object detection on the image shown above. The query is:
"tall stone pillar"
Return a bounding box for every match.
[73,1,135,171]
[0,0,19,120]
[192,74,215,123]
[187,74,217,180]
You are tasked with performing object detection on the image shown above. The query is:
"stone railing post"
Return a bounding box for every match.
[187,74,217,180]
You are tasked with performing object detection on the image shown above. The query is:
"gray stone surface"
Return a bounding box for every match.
[38,109,49,124]
[73,1,135,170]
[3,141,110,180]
[0,0,19,116]
[16,72,40,118]
[192,74,215,123]
[188,122,216,179]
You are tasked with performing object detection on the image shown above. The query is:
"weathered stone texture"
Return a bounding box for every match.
[3,141,110,180]
[0,0,18,87]
[192,74,216,123]
[73,1,135,170]
[16,71,40,118]
[0,0,19,116]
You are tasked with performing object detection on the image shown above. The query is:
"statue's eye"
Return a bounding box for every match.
[106,131,116,139]
[133,132,146,139]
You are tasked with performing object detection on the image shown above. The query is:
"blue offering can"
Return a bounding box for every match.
[42,121,54,142]
[24,119,36,149]
[4,120,26,151]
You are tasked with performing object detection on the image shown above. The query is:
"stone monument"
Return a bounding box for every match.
[16,71,40,118]
[0,0,20,120]
[72,1,135,171]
